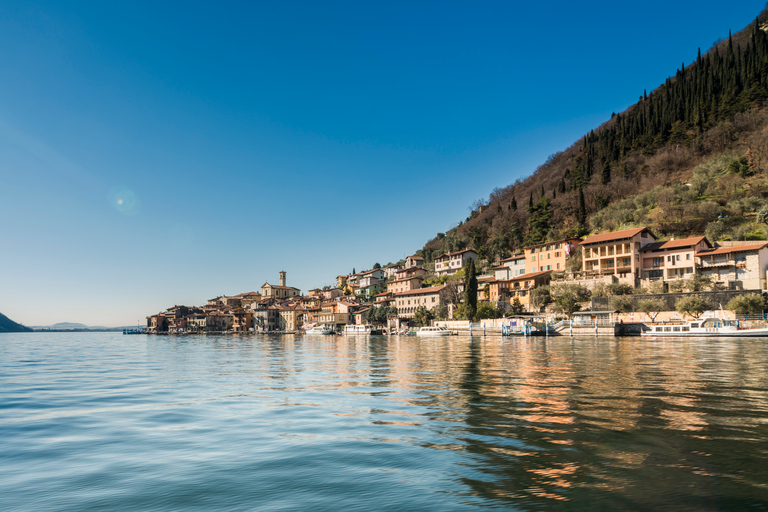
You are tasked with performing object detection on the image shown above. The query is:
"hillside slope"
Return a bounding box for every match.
[0,312,33,333]
[416,9,768,271]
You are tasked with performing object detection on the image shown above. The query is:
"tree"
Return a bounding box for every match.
[577,188,587,225]
[758,205,768,226]
[726,294,764,315]
[510,196,517,211]
[675,296,711,319]
[529,285,552,311]
[686,273,712,292]
[527,195,552,245]
[463,259,478,321]
[550,284,590,318]
[476,301,498,319]
[607,283,634,295]
[373,262,381,269]
[432,303,449,320]
[610,295,634,313]
[509,295,525,315]
[600,161,611,185]
[636,297,667,322]
[413,306,434,327]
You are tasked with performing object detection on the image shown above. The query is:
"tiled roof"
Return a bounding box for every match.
[523,237,582,250]
[640,236,708,252]
[508,270,553,282]
[387,276,424,284]
[581,227,653,245]
[394,285,446,297]
[697,243,768,256]
[436,248,477,260]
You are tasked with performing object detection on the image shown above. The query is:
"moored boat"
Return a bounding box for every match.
[416,326,451,337]
[306,324,334,335]
[642,317,768,337]
[343,324,383,335]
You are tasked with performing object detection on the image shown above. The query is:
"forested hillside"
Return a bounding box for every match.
[417,11,768,271]
[0,312,33,333]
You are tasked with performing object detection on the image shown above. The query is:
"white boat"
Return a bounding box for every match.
[642,317,768,337]
[343,324,383,335]
[306,325,334,335]
[416,326,452,337]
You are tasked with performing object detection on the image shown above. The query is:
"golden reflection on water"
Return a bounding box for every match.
[151,333,768,508]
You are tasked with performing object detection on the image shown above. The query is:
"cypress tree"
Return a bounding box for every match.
[577,188,586,225]
[463,259,477,322]
[510,196,517,211]
[528,192,534,209]
[600,161,611,185]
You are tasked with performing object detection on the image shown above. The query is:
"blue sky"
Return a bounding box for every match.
[1,0,765,326]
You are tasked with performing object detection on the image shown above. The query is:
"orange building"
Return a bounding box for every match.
[525,238,581,274]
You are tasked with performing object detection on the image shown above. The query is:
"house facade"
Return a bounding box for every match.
[434,249,478,277]
[639,236,711,283]
[387,276,423,294]
[525,238,581,274]
[697,242,768,290]
[394,285,446,318]
[580,227,656,281]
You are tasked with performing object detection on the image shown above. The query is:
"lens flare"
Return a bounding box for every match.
[108,187,140,215]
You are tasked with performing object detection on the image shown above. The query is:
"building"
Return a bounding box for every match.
[525,238,581,274]
[495,254,526,280]
[382,264,403,279]
[580,227,656,281]
[387,276,423,294]
[394,285,446,319]
[395,266,427,280]
[639,236,711,283]
[232,309,254,332]
[697,242,768,290]
[261,271,301,300]
[434,249,478,277]
[405,255,424,268]
[276,305,304,331]
[505,271,553,311]
[251,305,279,331]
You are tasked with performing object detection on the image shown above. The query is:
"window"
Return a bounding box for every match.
[667,255,672,262]
[676,254,681,261]
[556,243,562,249]
[531,256,536,261]
[555,252,561,257]
[686,253,691,260]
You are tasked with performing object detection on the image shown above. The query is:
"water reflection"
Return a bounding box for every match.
[5,332,768,510]
[146,333,768,508]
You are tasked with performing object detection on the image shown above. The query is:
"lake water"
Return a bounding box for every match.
[2,332,768,511]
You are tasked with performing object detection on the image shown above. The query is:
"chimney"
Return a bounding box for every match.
[279,271,286,287]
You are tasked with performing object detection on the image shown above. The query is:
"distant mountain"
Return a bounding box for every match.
[30,322,136,331]
[0,312,33,333]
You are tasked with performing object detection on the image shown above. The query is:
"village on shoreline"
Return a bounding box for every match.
[145,226,768,336]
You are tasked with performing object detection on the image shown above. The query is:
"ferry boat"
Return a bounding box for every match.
[343,324,383,335]
[642,317,768,337]
[305,324,334,335]
[416,326,452,337]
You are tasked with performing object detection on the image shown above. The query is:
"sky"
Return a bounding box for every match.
[1,0,765,327]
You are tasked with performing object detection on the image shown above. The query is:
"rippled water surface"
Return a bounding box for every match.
[2,332,768,511]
